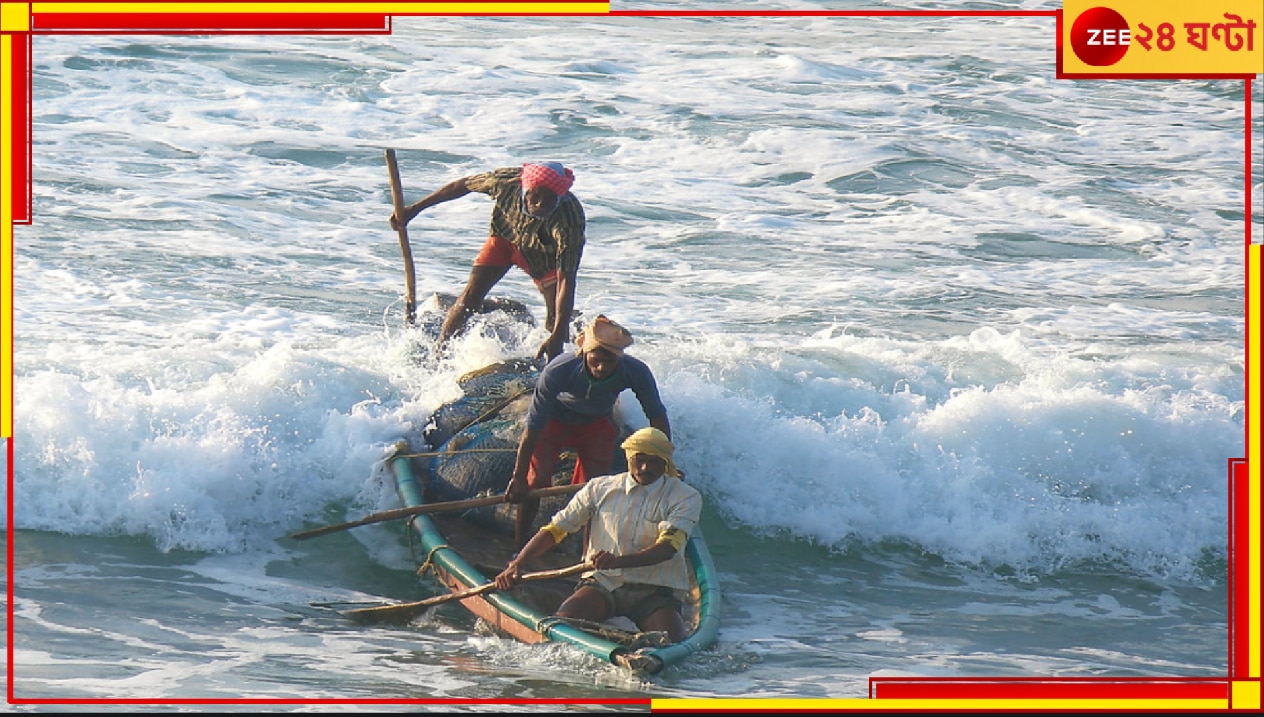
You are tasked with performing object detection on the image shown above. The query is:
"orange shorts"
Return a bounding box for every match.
[473,235,559,288]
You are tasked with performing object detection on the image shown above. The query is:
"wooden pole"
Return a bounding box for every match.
[345,562,592,623]
[287,483,583,541]
[385,148,417,326]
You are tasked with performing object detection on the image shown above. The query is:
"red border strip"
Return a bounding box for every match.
[1231,459,1250,678]
[7,34,31,225]
[31,13,392,33]
[1249,77,1255,247]
[869,678,1229,700]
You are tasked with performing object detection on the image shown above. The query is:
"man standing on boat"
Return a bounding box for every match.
[389,162,584,361]
[504,315,672,547]
[495,427,699,644]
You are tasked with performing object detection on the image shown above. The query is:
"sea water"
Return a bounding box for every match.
[7,2,1255,710]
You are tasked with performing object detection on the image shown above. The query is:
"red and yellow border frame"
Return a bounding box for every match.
[0,2,1259,712]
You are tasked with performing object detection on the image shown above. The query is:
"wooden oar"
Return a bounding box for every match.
[288,483,583,541]
[345,562,592,624]
[385,148,417,326]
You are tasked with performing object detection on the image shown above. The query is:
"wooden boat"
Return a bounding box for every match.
[374,150,721,670]
[389,355,722,674]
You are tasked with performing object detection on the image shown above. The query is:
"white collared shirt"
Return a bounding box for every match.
[549,471,702,593]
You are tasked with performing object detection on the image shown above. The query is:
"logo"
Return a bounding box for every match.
[1070,6,1132,66]
[1060,0,1262,77]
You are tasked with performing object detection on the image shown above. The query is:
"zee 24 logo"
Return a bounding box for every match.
[1070,5,1256,66]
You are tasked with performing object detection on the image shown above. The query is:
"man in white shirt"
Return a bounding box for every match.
[494,427,701,643]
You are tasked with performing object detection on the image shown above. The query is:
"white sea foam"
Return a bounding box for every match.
[12,14,1253,587]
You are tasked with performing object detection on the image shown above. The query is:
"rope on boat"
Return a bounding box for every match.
[414,543,454,578]
[536,616,672,649]
[400,515,453,577]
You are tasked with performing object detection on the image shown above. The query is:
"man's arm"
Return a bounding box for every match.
[628,358,672,440]
[648,413,671,441]
[494,528,559,589]
[390,177,473,229]
[497,478,596,588]
[505,359,564,501]
[504,425,541,503]
[537,271,577,360]
[591,542,678,571]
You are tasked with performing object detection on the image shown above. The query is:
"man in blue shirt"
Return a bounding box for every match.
[504,315,671,546]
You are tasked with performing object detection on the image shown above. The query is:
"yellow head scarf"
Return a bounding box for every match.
[621,427,681,478]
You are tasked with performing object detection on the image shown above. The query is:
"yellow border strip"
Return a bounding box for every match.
[30,3,610,14]
[1,32,12,440]
[1234,679,1262,710]
[1249,242,1261,681]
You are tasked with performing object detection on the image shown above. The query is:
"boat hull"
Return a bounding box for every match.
[384,424,723,672]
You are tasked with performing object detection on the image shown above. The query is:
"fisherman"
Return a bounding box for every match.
[494,427,699,643]
[389,162,584,361]
[504,314,672,547]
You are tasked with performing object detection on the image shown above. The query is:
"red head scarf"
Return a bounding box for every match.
[521,162,575,196]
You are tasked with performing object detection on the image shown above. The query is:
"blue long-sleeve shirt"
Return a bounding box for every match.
[525,351,667,431]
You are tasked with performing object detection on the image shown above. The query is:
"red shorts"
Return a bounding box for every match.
[528,416,618,489]
[474,235,559,288]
